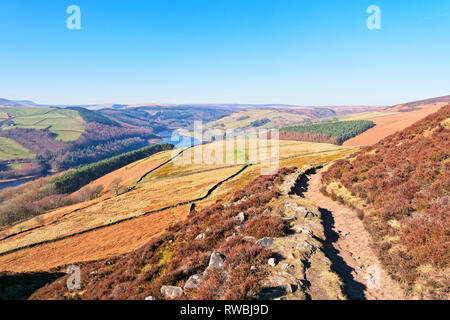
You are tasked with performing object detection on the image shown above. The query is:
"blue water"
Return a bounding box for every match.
[157,132,202,149]
[0,177,35,190]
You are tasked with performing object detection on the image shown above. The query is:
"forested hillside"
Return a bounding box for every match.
[0,144,173,227]
[281,120,375,145]
[0,107,160,180]
[321,104,450,299]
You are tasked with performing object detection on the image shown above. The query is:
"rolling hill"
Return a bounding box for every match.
[0,138,357,300]
[321,103,450,299]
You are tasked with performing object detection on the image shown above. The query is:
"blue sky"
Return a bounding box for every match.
[0,0,449,106]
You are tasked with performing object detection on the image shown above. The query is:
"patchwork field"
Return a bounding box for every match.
[203,109,310,130]
[0,137,34,161]
[0,140,356,272]
[0,107,85,142]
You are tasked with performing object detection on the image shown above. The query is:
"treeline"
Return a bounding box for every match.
[0,121,160,174]
[250,118,270,127]
[321,104,450,299]
[77,122,157,145]
[279,131,340,145]
[51,143,173,194]
[281,120,375,144]
[0,143,173,227]
[0,128,68,157]
[67,107,120,126]
[52,137,149,170]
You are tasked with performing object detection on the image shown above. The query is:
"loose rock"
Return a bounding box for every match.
[236,212,246,223]
[256,237,274,248]
[268,258,277,267]
[195,233,205,240]
[208,251,226,269]
[184,274,203,291]
[160,286,183,299]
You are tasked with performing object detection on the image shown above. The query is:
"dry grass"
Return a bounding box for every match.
[0,140,355,273]
[0,205,190,272]
[73,150,172,193]
[0,166,239,255]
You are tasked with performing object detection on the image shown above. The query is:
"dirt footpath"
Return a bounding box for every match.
[303,169,406,300]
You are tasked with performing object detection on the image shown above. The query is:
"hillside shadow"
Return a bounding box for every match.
[0,272,64,300]
[319,207,367,300]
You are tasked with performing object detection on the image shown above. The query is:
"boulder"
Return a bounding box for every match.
[256,237,274,248]
[208,251,226,269]
[296,241,315,252]
[243,236,256,242]
[271,275,293,294]
[268,258,277,267]
[160,286,183,299]
[236,212,246,223]
[184,274,204,291]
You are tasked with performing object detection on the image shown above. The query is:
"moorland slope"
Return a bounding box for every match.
[321,104,450,299]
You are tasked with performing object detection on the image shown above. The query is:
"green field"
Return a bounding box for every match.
[0,137,35,161]
[0,107,85,141]
[204,109,309,130]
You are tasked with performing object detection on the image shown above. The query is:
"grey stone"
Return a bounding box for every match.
[284,201,291,209]
[293,225,313,236]
[282,216,296,223]
[243,236,256,242]
[223,201,232,208]
[184,274,203,291]
[268,258,277,267]
[256,237,274,248]
[208,251,226,269]
[281,263,294,272]
[236,212,246,223]
[296,241,315,252]
[195,233,205,240]
[160,286,183,299]
[226,233,236,241]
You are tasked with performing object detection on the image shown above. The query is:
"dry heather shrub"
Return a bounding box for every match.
[320,104,450,298]
[30,167,296,300]
[244,215,289,239]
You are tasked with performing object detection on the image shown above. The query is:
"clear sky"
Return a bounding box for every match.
[0,0,449,106]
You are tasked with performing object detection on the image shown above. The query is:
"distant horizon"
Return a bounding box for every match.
[3,93,450,109]
[1,1,449,106]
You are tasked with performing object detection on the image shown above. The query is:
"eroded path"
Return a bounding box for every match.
[303,168,406,300]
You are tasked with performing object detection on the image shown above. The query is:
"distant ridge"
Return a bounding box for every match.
[388,94,450,112]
